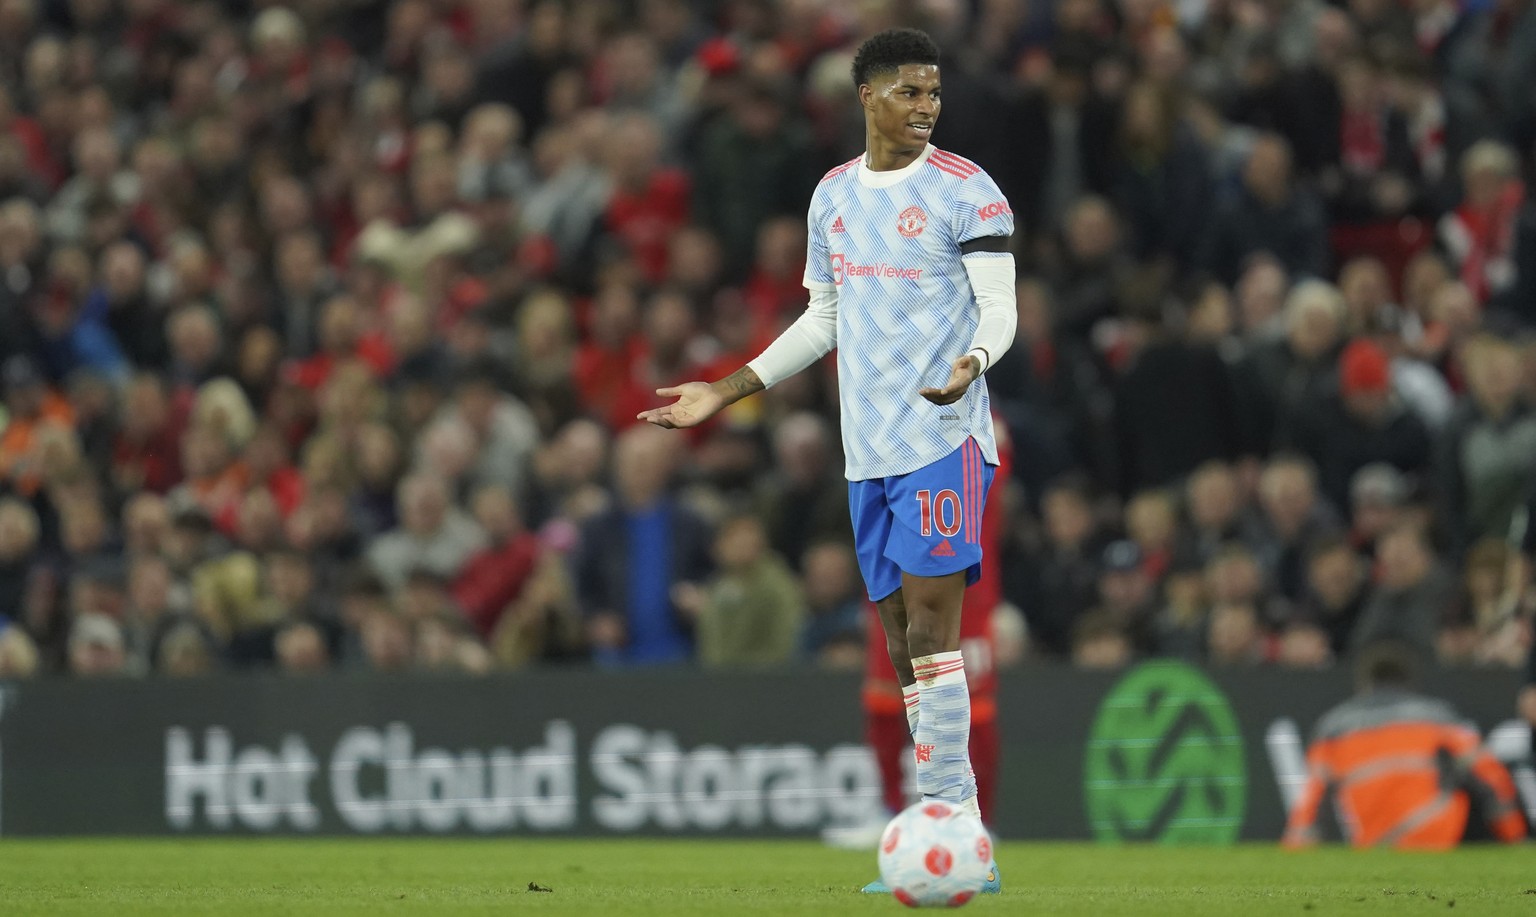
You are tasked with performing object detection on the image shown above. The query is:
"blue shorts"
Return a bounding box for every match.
[848,437,996,602]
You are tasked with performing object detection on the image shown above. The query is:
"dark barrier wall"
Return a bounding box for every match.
[0,663,1529,839]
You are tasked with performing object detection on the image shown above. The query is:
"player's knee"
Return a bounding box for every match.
[905,613,948,660]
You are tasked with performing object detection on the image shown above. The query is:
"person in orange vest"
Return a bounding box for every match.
[1284,642,1527,849]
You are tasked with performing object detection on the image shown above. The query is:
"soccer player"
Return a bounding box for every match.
[639,28,1014,894]
[864,426,1011,828]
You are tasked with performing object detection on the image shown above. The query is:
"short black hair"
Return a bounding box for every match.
[851,28,940,89]
[1356,641,1419,692]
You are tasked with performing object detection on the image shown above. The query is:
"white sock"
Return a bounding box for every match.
[912,651,978,805]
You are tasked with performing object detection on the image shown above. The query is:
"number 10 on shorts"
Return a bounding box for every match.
[915,489,962,537]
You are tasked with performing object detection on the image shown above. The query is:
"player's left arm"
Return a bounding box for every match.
[918,171,1018,406]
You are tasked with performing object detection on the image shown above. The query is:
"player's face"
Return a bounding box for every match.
[862,64,941,149]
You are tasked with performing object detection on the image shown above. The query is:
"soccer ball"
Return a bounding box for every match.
[877,801,993,908]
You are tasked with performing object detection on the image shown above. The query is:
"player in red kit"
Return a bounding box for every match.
[863,424,1010,822]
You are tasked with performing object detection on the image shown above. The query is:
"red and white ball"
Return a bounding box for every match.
[877,801,993,908]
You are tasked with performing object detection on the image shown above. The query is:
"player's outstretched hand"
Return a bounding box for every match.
[637,381,725,429]
[919,356,981,406]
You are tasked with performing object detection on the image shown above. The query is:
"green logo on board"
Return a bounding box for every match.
[1083,661,1246,843]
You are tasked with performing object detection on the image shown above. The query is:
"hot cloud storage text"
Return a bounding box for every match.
[163,721,882,833]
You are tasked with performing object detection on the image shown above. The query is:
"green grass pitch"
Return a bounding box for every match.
[1,839,1533,915]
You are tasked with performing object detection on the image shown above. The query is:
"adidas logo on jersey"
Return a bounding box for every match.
[930,539,956,557]
[830,216,846,233]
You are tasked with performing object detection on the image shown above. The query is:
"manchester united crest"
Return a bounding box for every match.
[897,205,928,237]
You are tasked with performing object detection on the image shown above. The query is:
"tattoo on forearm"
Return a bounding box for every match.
[719,366,765,400]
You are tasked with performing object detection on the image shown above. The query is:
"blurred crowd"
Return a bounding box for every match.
[0,0,1533,680]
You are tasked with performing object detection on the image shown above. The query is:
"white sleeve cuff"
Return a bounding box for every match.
[963,254,1016,374]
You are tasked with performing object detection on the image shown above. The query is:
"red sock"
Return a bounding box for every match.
[866,710,911,815]
[969,716,999,824]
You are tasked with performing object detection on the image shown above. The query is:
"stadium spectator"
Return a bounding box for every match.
[1071,610,1134,670]
[1243,280,1346,447]
[0,497,39,623]
[1439,140,1523,306]
[367,473,486,592]
[110,373,182,497]
[1177,461,1251,570]
[272,231,341,360]
[988,280,1101,488]
[1249,455,1341,603]
[689,513,803,669]
[1202,134,1329,284]
[522,418,611,530]
[67,611,125,676]
[275,620,331,674]
[693,78,818,274]
[1289,338,1433,511]
[1012,474,1104,659]
[451,483,540,639]
[1124,489,1179,584]
[799,539,865,666]
[0,620,38,677]
[415,612,493,674]
[1110,80,1213,273]
[1347,462,1412,554]
[751,411,850,566]
[157,619,219,677]
[0,355,74,497]
[360,607,414,673]
[486,546,586,669]
[1111,306,1244,496]
[439,361,540,497]
[1051,197,1130,339]
[164,305,226,390]
[606,286,705,433]
[1349,525,1457,660]
[576,425,712,666]
[1435,332,1536,549]
[1439,537,1532,668]
[1092,540,1160,655]
[285,294,392,391]
[122,553,179,667]
[1204,543,1276,626]
[602,113,690,285]
[1207,602,1268,666]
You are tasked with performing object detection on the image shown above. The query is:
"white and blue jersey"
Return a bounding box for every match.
[805,143,1014,482]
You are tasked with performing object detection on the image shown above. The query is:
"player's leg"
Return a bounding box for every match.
[849,478,920,895]
[882,438,994,816]
[874,590,919,734]
[895,573,1002,895]
[900,569,978,812]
